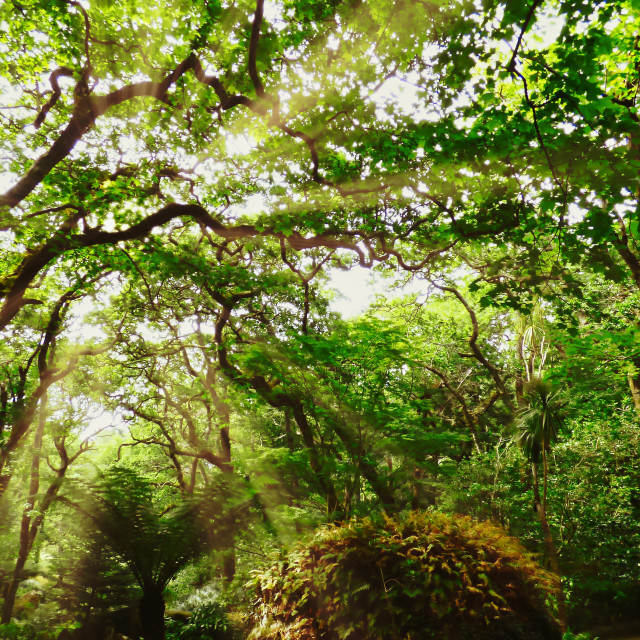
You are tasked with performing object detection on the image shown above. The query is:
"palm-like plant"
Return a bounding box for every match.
[515,379,564,491]
[514,377,567,630]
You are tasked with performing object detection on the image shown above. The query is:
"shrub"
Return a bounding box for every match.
[0,620,56,640]
[247,511,562,640]
[165,602,234,640]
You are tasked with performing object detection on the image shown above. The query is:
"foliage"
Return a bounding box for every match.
[165,602,234,640]
[514,379,566,464]
[441,404,640,629]
[0,620,58,640]
[561,633,596,640]
[90,466,252,590]
[1,0,640,634]
[247,511,561,640]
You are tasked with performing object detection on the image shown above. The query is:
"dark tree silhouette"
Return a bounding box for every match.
[91,467,248,640]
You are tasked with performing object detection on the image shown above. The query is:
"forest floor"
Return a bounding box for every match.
[585,621,640,640]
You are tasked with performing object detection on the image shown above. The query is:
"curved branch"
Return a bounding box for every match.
[0,202,373,331]
[505,0,544,73]
[34,67,75,129]
[248,0,266,98]
[0,287,86,497]
[191,58,255,110]
[67,0,92,70]
[0,200,459,331]
[1,55,205,211]
[423,364,482,453]
[434,283,515,411]
[511,68,567,198]
[612,211,640,288]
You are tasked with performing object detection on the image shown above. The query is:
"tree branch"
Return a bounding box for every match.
[248,0,266,98]
[433,283,515,411]
[33,68,75,129]
[0,202,374,331]
[505,0,544,73]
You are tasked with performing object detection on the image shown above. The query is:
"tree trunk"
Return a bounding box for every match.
[1,396,47,623]
[531,460,567,633]
[139,587,166,640]
[628,374,640,417]
[1,553,26,623]
[289,402,341,518]
[411,467,431,510]
[223,549,236,582]
[332,421,395,512]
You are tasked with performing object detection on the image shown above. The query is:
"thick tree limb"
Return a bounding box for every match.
[248,0,266,98]
[34,68,75,129]
[211,297,342,516]
[1,54,207,211]
[0,202,391,331]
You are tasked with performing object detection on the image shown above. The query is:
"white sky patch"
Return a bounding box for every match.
[79,408,120,440]
[227,193,265,220]
[372,74,436,123]
[567,203,586,224]
[0,172,16,192]
[65,274,124,342]
[328,267,378,317]
[328,267,425,318]
[226,132,257,156]
[243,193,265,215]
[615,200,636,217]
[529,8,565,49]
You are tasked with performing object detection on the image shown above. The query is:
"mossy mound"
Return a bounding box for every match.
[247,511,561,640]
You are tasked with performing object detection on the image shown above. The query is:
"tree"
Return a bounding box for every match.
[0,283,101,498]
[88,467,249,640]
[514,378,567,631]
[0,394,93,623]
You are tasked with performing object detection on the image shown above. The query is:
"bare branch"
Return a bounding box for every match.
[34,68,75,129]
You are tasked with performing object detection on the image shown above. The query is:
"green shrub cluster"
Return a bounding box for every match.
[166,602,234,640]
[0,620,56,640]
[247,511,562,640]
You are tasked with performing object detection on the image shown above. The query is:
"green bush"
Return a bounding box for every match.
[166,602,234,640]
[0,620,56,640]
[247,511,562,640]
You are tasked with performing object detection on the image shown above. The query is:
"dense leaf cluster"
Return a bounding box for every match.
[248,511,561,640]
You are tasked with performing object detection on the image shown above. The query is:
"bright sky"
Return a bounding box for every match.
[327,266,382,318]
[327,267,425,318]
